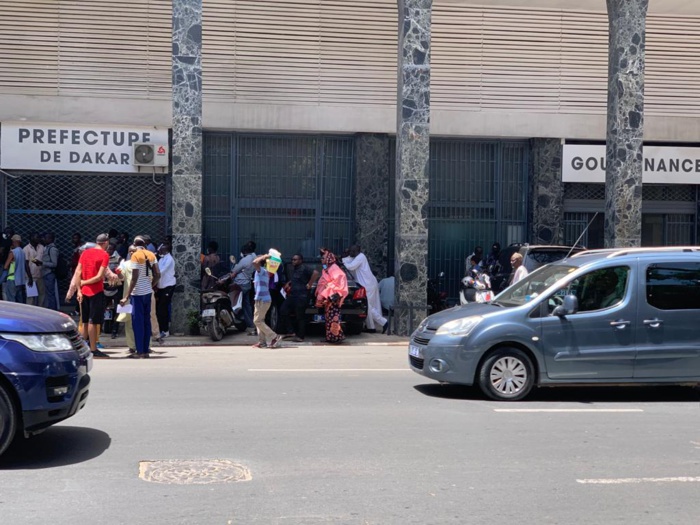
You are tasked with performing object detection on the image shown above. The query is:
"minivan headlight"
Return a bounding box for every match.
[2,333,74,352]
[436,316,482,336]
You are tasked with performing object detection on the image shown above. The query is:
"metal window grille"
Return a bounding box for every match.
[642,185,695,202]
[5,172,168,301]
[389,139,529,301]
[203,133,355,263]
[428,140,529,299]
[660,214,695,245]
[564,183,606,200]
[565,183,695,202]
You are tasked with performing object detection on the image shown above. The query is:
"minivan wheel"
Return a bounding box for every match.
[0,385,17,457]
[478,348,534,401]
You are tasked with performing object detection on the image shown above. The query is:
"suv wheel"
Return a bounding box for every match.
[0,385,17,457]
[478,348,534,401]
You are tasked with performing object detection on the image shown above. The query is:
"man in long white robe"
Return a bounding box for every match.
[342,245,387,333]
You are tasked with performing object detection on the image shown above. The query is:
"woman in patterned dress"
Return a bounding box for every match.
[315,249,349,344]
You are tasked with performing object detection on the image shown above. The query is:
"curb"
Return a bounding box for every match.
[98,335,410,349]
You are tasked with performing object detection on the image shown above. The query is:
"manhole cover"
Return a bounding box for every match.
[139,460,252,485]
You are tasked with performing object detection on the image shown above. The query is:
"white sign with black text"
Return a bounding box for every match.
[0,122,169,173]
[562,144,700,184]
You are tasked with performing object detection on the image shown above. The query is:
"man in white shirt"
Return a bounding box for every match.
[156,242,176,338]
[510,252,529,285]
[23,232,45,307]
[342,245,388,334]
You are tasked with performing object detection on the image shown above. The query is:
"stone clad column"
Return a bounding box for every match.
[354,134,390,279]
[604,0,648,248]
[530,138,564,245]
[395,0,432,335]
[171,0,203,333]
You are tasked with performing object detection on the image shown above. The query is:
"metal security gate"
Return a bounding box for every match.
[203,133,355,263]
[428,140,529,300]
[5,171,168,302]
[563,183,698,247]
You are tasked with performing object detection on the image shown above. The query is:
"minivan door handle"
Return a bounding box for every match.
[609,320,631,329]
[643,318,664,329]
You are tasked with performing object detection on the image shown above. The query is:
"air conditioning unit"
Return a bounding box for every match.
[132,143,169,167]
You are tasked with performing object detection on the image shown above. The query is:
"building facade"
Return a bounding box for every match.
[1,0,700,326]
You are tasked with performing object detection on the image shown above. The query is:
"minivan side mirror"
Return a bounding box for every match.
[553,294,578,317]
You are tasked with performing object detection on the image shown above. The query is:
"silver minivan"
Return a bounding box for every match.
[409,247,700,400]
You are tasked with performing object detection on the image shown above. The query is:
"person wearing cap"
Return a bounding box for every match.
[119,236,160,358]
[73,234,111,359]
[2,234,32,303]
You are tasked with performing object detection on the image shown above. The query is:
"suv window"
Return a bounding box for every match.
[550,266,629,313]
[646,262,700,310]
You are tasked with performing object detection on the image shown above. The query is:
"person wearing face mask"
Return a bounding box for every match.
[316,249,349,344]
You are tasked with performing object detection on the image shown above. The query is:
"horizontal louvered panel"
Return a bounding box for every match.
[0,0,170,98]
[56,0,169,99]
[0,0,59,95]
[203,0,396,105]
[2,0,700,118]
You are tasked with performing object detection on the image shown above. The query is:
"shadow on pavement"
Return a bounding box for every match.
[0,426,111,470]
[414,383,700,403]
[414,383,484,400]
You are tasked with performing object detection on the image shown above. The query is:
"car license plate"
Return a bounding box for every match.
[313,314,325,322]
[201,309,216,318]
[409,344,423,358]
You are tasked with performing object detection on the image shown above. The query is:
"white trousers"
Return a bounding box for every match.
[364,284,387,330]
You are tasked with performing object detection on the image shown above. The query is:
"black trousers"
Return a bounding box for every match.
[156,286,175,333]
[280,294,308,339]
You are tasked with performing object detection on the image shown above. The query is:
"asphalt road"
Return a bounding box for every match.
[1,343,699,524]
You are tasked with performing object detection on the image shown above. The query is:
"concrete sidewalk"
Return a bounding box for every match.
[97,329,410,348]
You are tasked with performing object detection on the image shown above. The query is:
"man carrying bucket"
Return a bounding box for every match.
[251,249,283,349]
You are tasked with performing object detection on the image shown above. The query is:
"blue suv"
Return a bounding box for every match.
[0,302,91,456]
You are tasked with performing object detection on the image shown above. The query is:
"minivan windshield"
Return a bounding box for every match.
[493,263,578,307]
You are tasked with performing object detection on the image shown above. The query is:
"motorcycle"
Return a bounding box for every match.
[459,268,494,305]
[200,267,247,341]
[427,271,449,313]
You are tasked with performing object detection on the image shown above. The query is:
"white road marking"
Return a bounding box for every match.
[494,408,644,413]
[577,476,700,485]
[248,368,409,372]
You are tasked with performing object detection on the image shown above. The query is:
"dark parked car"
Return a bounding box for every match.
[491,244,585,293]
[0,303,91,457]
[269,262,368,335]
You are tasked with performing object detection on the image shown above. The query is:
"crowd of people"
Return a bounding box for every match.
[0,226,175,360]
[204,241,390,347]
[0,223,394,355]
